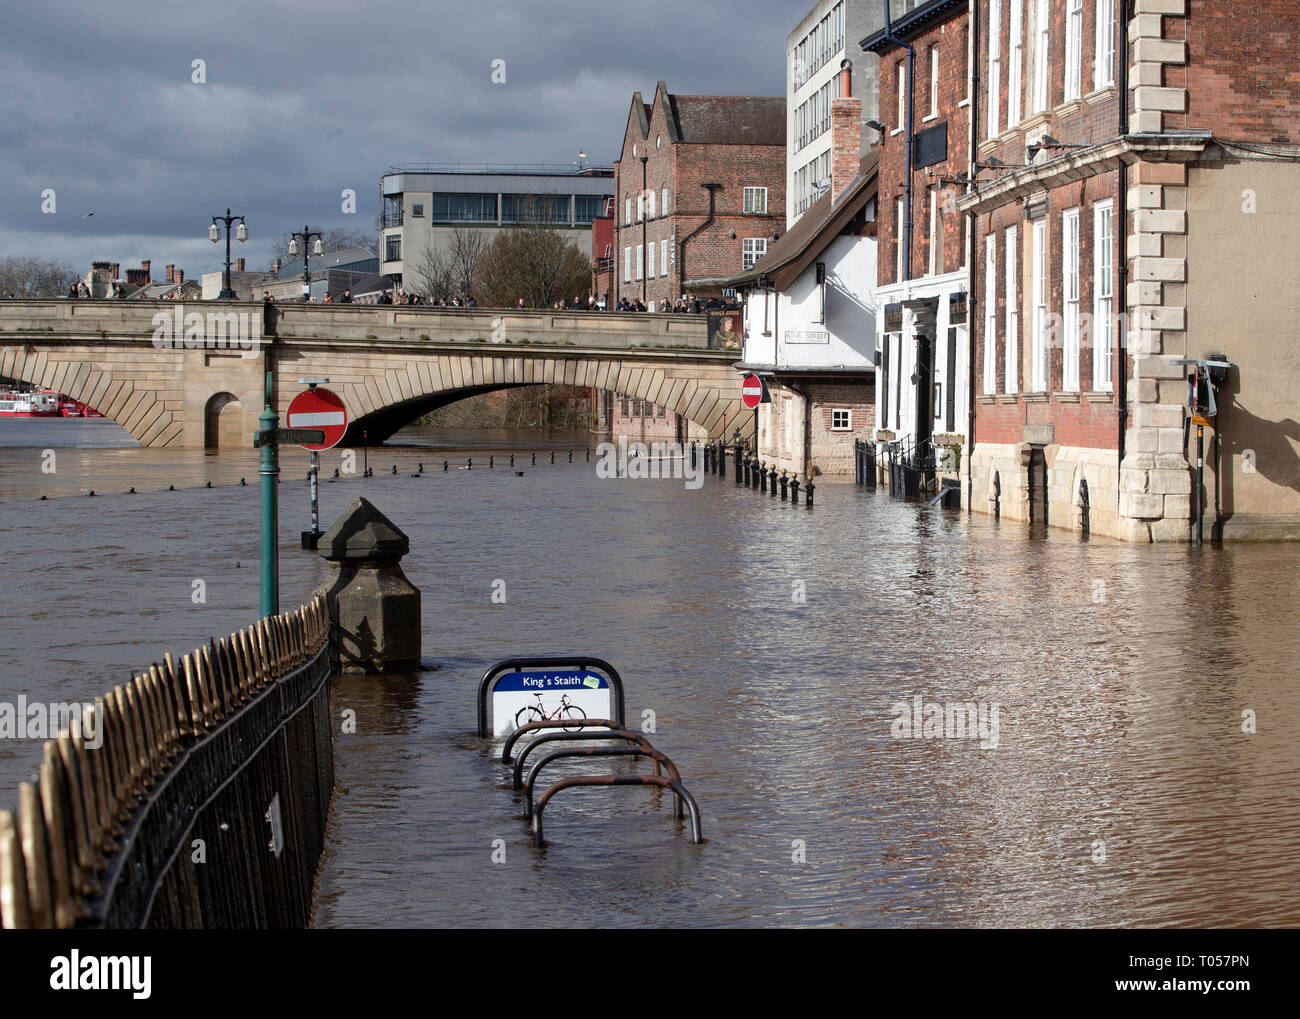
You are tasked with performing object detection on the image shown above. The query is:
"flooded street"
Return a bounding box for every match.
[1,418,1297,927]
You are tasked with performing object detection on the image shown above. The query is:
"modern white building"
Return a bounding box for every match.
[377,164,614,293]
[787,0,895,226]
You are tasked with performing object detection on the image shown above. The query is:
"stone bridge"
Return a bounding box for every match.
[0,300,746,447]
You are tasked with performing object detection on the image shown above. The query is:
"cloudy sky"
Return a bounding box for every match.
[1,0,798,280]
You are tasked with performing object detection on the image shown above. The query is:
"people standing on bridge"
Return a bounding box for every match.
[341,289,352,303]
[516,298,526,309]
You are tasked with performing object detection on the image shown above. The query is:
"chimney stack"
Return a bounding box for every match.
[165,264,175,283]
[110,262,120,281]
[829,61,862,205]
[272,257,282,274]
[234,257,246,272]
[176,269,184,284]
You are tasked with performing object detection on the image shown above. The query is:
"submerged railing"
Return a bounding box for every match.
[0,594,334,929]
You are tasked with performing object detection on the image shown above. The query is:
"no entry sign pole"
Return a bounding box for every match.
[259,371,279,617]
[288,380,346,549]
[740,373,767,450]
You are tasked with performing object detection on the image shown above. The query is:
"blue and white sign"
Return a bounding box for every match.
[491,669,611,738]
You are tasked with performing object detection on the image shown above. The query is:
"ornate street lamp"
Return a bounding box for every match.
[210,208,248,299]
[288,226,324,301]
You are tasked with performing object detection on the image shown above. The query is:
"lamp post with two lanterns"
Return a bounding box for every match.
[288,227,324,302]
[209,208,248,300]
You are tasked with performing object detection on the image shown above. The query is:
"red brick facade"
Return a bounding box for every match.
[613,83,786,309]
[876,13,971,287]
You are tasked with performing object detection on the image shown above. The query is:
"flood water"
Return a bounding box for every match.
[1,417,1297,927]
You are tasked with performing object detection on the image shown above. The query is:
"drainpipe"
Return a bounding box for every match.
[679,183,721,300]
[640,154,649,305]
[1116,0,1130,505]
[880,0,916,281]
[967,0,981,514]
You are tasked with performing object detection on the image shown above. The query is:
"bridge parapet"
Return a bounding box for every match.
[0,595,334,928]
[0,299,711,351]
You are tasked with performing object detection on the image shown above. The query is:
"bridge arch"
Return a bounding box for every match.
[293,352,746,446]
[0,348,181,446]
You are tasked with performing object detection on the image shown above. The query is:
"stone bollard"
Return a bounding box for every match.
[319,497,421,674]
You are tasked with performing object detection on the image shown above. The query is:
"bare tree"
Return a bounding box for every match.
[473,219,591,309]
[268,228,376,269]
[410,227,491,300]
[0,256,80,298]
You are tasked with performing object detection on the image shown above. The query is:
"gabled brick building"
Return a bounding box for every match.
[960,0,1300,541]
[613,82,786,310]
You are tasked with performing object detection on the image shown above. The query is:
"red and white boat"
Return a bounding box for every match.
[59,398,102,418]
[0,390,61,416]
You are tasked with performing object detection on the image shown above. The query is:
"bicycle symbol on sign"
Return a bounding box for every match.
[514,692,587,732]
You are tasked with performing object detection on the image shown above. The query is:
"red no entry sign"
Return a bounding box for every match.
[740,374,765,410]
[286,386,347,450]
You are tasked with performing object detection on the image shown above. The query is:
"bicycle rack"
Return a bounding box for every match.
[522,745,684,820]
[511,730,662,790]
[532,776,703,848]
[478,656,626,738]
[503,717,629,764]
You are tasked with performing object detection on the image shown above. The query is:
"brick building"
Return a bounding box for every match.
[864,0,972,494]
[613,82,786,310]
[590,199,615,306]
[960,0,1300,541]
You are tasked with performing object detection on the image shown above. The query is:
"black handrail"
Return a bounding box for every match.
[532,775,702,847]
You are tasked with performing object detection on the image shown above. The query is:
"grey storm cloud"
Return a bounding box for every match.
[0,0,796,277]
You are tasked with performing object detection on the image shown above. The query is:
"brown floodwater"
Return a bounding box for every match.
[1,416,1297,927]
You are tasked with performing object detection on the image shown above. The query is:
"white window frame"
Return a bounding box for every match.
[661,239,669,277]
[831,408,851,431]
[897,60,906,129]
[743,187,768,215]
[1063,208,1080,391]
[928,188,939,276]
[647,190,655,219]
[1094,200,1114,391]
[1033,0,1050,114]
[636,193,644,222]
[1003,227,1013,395]
[1008,0,1023,126]
[1064,0,1083,103]
[647,241,656,280]
[1095,0,1116,91]
[988,0,1002,138]
[1005,226,1019,394]
[624,246,632,283]
[742,237,767,271]
[635,243,643,281]
[662,188,670,216]
[896,196,906,281]
[929,44,939,119]
[625,198,632,226]
[1031,218,1048,392]
[984,234,998,394]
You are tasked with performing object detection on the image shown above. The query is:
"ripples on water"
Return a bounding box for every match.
[1,418,1297,927]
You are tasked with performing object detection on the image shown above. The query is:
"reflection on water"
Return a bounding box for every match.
[1,417,1297,927]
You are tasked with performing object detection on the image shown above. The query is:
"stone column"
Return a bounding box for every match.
[318,497,421,673]
[1121,1,1194,541]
